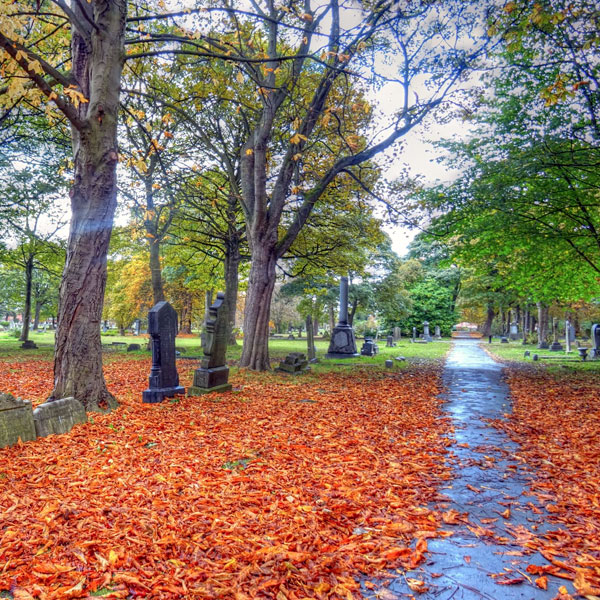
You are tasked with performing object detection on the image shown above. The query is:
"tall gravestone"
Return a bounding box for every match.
[412,327,416,342]
[509,321,519,341]
[549,318,563,351]
[592,323,600,358]
[422,321,432,342]
[434,325,441,339]
[142,301,185,403]
[325,276,358,359]
[188,292,232,395]
[393,327,401,341]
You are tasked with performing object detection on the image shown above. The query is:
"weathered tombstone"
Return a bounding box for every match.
[385,359,393,368]
[102,321,108,333]
[188,292,232,395]
[509,321,519,341]
[127,343,141,352]
[276,352,309,374]
[565,319,572,353]
[142,301,185,403]
[386,335,395,348]
[549,318,563,351]
[360,337,379,356]
[412,327,416,342]
[434,325,441,339]
[0,393,36,448]
[592,324,600,358]
[325,276,358,358]
[133,319,141,336]
[422,321,432,342]
[393,327,401,341]
[33,398,87,437]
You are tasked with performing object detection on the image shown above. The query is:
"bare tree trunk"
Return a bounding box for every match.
[537,302,549,348]
[348,298,358,326]
[33,301,41,331]
[313,316,319,336]
[482,303,495,337]
[306,315,315,361]
[329,304,335,334]
[19,257,33,342]
[224,240,240,346]
[179,293,192,334]
[239,246,277,370]
[51,0,126,412]
[149,237,164,305]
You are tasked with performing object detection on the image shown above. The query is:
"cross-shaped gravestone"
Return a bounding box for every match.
[142,301,185,403]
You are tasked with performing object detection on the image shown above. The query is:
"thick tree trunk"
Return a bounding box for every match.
[313,316,319,336]
[482,304,495,337]
[537,302,549,347]
[329,304,335,334]
[224,241,240,346]
[19,257,33,342]
[239,247,277,370]
[51,0,126,412]
[149,237,165,305]
[33,301,41,331]
[179,293,193,334]
[348,298,358,326]
[306,315,315,361]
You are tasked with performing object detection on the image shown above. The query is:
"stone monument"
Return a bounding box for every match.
[325,276,358,359]
[549,318,563,351]
[422,321,432,342]
[133,319,141,336]
[592,323,600,358]
[276,352,309,374]
[33,398,87,437]
[188,292,232,395]
[360,337,379,356]
[0,393,36,448]
[393,327,401,342]
[142,301,185,403]
[509,321,519,341]
[434,325,441,339]
[412,327,416,342]
[386,335,396,348]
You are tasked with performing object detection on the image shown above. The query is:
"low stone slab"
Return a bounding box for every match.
[127,343,141,352]
[33,397,87,438]
[0,393,36,448]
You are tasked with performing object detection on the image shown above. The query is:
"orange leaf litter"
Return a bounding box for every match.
[494,369,600,596]
[0,359,453,599]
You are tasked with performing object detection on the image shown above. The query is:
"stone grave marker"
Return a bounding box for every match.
[592,323,600,358]
[33,397,87,437]
[434,325,441,339]
[412,327,416,342]
[393,327,401,341]
[422,321,432,342]
[326,276,358,358]
[509,321,519,341]
[565,319,572,353]
[360,337,379,356]
[549,318,563,351]
[386,335,396,348]
[133,319,141,336]
[142,301,185,403]
[276,352,309,374]
[188,292,232,395]
[0,393,36,448]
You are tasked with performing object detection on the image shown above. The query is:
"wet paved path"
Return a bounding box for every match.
[385,339,571,599]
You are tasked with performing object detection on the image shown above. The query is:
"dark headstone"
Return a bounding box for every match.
[524,350,530,357]
[326,276,358,359]
[276,352,310,374]
[509,321,519,341]
[500,337,509,343]
[142,301,185,403]
[127,343,141,352]
[360,337,379,356]
[385,359,393,368]
[537,341,549,349]
[0,393,36,448]
[386,335,396,348]
[188,292,232,395]
[532,354,539,361]
[578,347,588,361]
[549,317,563,351]
[33,397,87,437]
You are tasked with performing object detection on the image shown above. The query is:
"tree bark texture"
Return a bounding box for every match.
[537,302,549,347]
[179,293,193,334]
[306,315,315,361]
[33,301,41,331]
[19,257,33,342]
[224,240,240,346]
[149,237,165,305]
[51,0,126,412]
[482,304,495,337]
[239,245,277,370]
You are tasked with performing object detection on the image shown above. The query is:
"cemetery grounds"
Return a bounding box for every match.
[1,333,600,599]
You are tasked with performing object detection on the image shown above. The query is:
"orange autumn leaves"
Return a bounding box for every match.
[495,370,600,598]
[0,362,453,599]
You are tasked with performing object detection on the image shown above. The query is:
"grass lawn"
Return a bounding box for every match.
[481,338,600,372]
